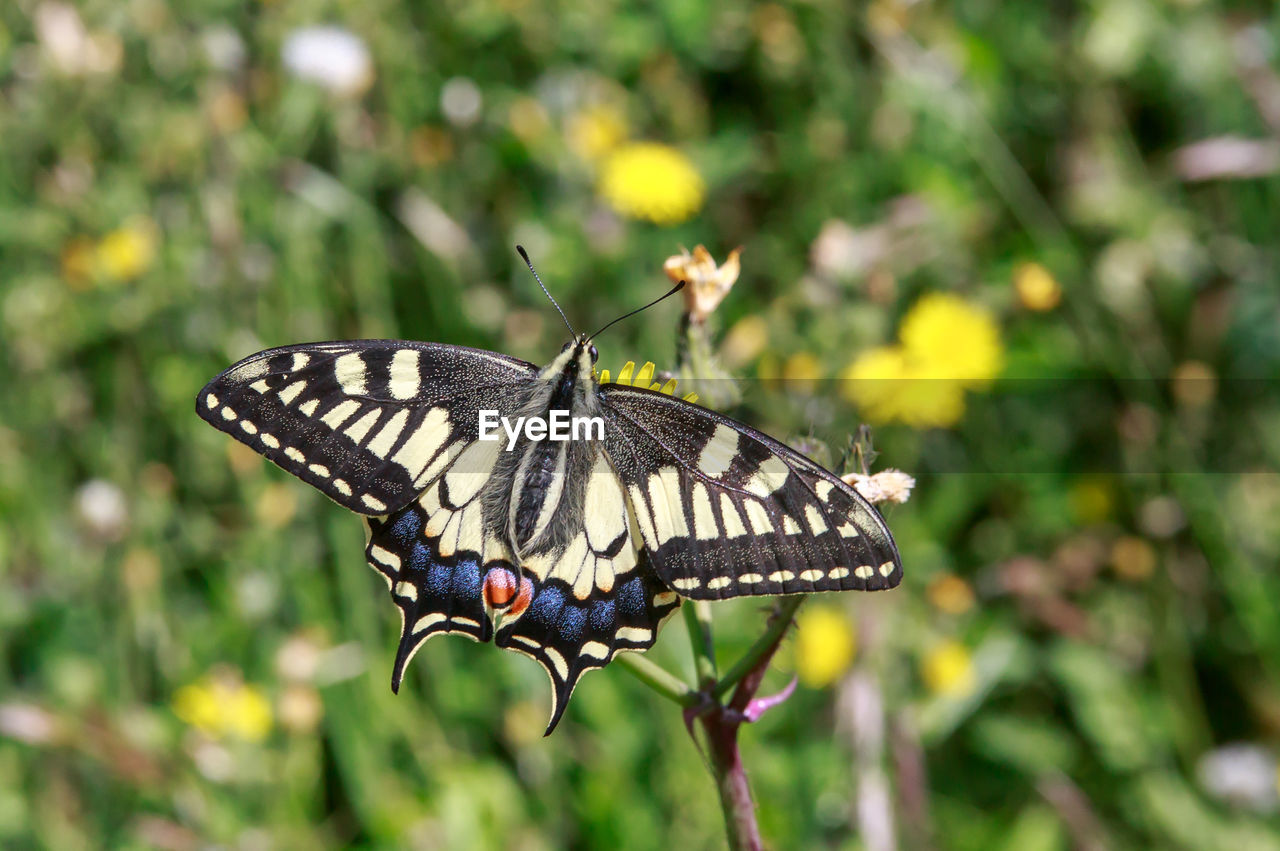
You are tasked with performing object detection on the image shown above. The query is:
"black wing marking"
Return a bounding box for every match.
[196,341,536,515]
[599,383,902,599]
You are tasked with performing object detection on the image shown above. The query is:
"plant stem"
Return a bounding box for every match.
[701,707,764,851]
[614,653,698,706]
[685,600,719,688]
[714,596,804,699]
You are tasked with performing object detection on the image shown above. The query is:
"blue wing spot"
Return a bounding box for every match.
[526,584,565,627]
[616,576,646,618]
[389,510,421,548]
[558,605,587,645]
[588,598,616,632]
[451,558,481,596]
[408,541,429,573]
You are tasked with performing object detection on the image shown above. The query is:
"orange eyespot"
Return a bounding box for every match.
[508,577,535,618]
[483,567,519,608]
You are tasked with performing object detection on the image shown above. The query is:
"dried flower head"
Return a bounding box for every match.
[842,468,915,505]
[664,245,742,323]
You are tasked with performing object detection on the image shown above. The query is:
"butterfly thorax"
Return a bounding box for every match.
[483,340,602,562]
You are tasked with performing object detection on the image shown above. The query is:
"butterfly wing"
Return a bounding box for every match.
[196,341,537,515]
[364,443,680,735]
[599,383,902,599]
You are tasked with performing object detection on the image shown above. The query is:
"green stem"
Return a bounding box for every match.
[685,600,719,688]
[615,653,698,706]
[714,597,804,699]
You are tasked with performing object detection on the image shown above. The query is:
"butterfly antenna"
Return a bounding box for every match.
[516,245,576,338]
[588,280,686,341]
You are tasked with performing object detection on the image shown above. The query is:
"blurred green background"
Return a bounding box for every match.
[3,1,1280,848]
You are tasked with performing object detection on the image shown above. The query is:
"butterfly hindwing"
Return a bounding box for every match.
[600,383,902,599]
[365,441,679,734]
[197,341,537,515]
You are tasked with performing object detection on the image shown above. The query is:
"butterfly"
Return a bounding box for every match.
[197,250,902,733]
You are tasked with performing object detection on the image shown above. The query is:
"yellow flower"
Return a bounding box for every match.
[1069,477,1114,524]
[899,293,1003,388]
[840,345,966,428]
[61,237,97,290]
[795,605,856,687]
[173,672,273,741]
[926,574,975,614]
[96,217,158,281]
[599,143,704,225]
[783,352,822,394]
[664,245,741,322]
[921,640,975,697]
[721,315,769,368]
[507,97,550,144]
[1014,262,1061,312]
[1110,536,1156,581]
[841,292,1003,428]
[567,105,627,160]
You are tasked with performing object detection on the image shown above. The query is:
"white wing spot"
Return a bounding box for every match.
[854,565,874,579]
[321,399,361,429]
[581,641,611,661]
[691,482,719,541]
[829,567,850,580]
[392,408,451,481]
[799,569,823,582]
[260,433,280,449]
[335,352,368,395]
[413,612,446,633]
[879,561,896,577]
[290,352,310,371]
[205,393,219,409]
[239,420,258,435]
[697,424,739,478]
[768,570,795,582]
[738,573,763,584]
[744,501,774,535]
[804,504,828,535]
[220,406,237,421]
[394,581,417,602]
[343,407,382,445]
[362,494,388,512]
[250,379,270,393]
[718,494,748,538]
[298,399,319,417]
[654,591,678,607]
[284,447,305,463]
[837,523,857,538]
[366,409,409,459]
[308,463,330,477]
[707,576,732,591]
[815,480,834,502]
[278,380,306,404]
[746,456,789,498]
[543,648,569,680]
[332,478,352,496]
[782,515,802,535]
[616,627,652,643]
[388,349,422,400]
[670,577,701,591]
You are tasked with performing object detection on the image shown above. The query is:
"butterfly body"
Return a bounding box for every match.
[198,334,901,733]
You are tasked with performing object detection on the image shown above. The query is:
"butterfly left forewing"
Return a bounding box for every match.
[197,340,538,515]
[600,383,902,599]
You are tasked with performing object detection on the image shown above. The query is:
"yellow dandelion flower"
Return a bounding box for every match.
[96,217,158,282]
[1014,262,1061,312]
[567,105,627,160]
[841,292,1003,428]
[173,673,273,741]
[841,345,967,428]
[599,143,704,225]
[795,605,856,688]
[921,640,975,697]
[783,352,822,394]
[899,293,1004,388]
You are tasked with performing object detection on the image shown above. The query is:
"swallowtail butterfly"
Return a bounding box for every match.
[197,253,902,733]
